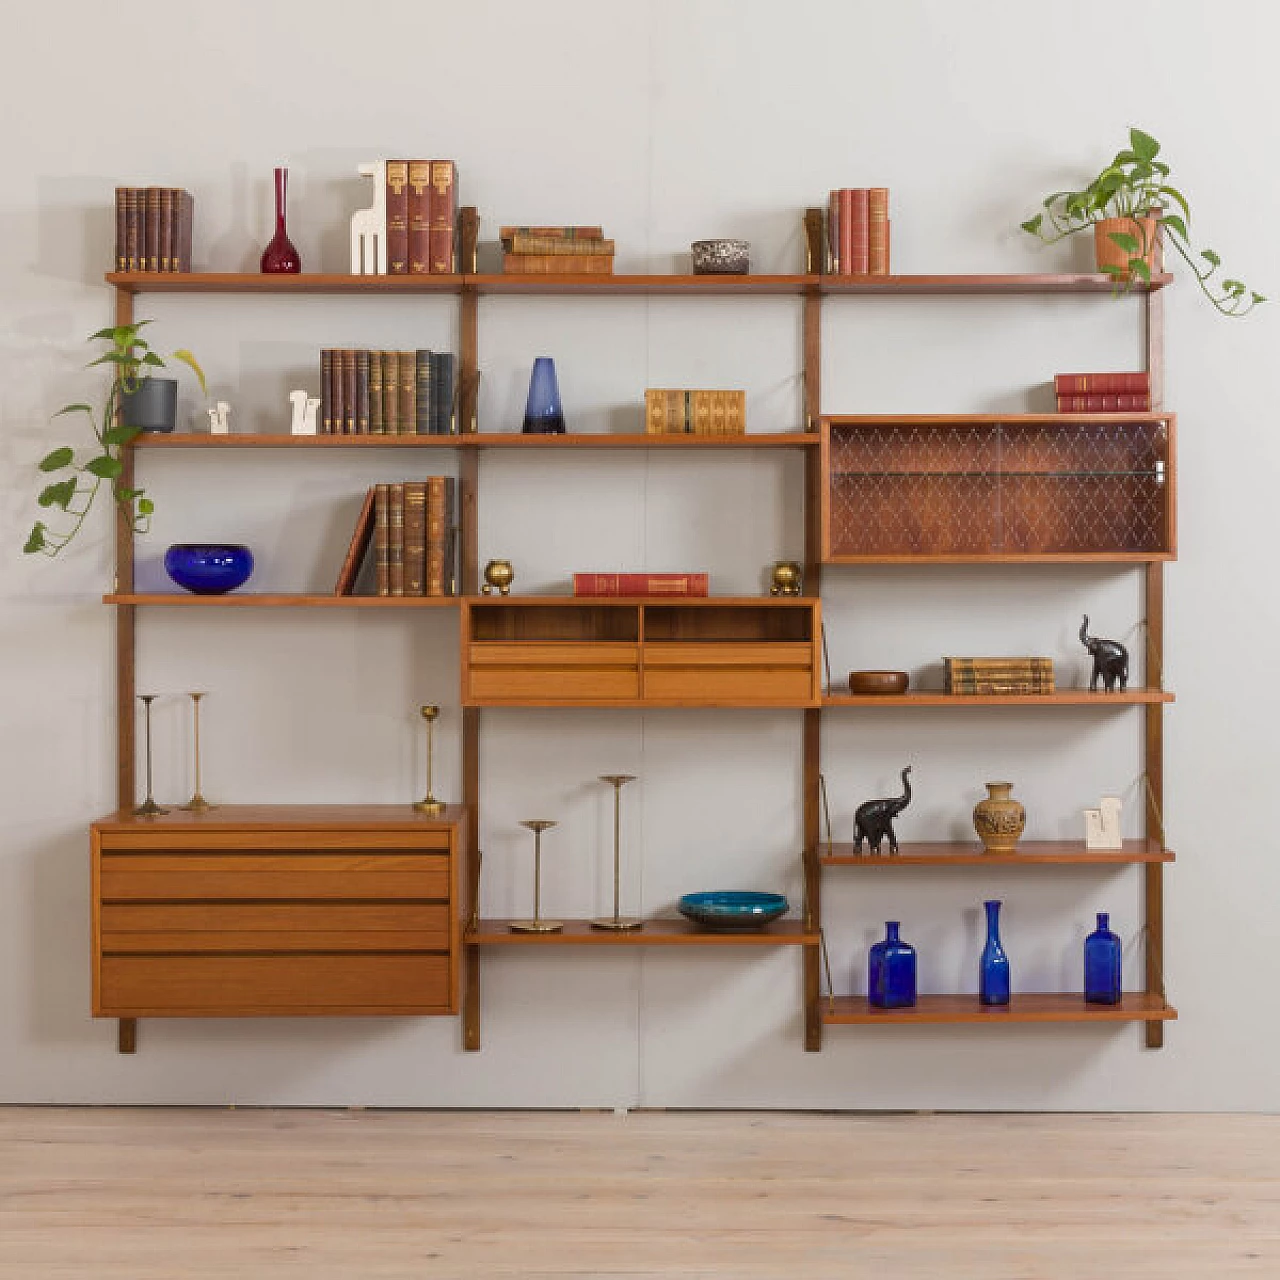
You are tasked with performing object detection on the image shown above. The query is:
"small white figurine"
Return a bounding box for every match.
[350,160,388,275]
[289,389,320,436]
[206,401,230,435]
[1083,795,1124,850]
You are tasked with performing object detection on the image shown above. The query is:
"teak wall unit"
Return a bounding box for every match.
[98,207,1175,1053]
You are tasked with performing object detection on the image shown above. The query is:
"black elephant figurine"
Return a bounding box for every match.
[853,766,912,855]
[1080,615,1129,692]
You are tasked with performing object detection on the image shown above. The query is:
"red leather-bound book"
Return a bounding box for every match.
[114,189,127,271]
[320,349,333,434]
[125,189,141,272]
[1056,393,1151,412]
[334,487,377,595]
[573,573,709,597]
[158,188,174,271]
[429,160,457,273]
[145,187,162,271]
[848,188,869,274]
[838,189,853,277]
[407,161,431,275]
[386,161,410,274]
[404,481,428,595]
[1054,372,1151,395]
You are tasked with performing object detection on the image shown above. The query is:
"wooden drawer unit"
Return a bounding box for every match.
[91,806,464,1021]
[468,641,641,703]
[643,641,817,704]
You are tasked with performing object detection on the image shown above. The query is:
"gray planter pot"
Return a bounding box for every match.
[121,377,178,433]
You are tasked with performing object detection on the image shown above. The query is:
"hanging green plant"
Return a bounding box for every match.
[1021,127,1264,317]
[25,322,205,557]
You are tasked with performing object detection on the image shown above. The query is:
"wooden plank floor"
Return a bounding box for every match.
[1,1108,1277,1278]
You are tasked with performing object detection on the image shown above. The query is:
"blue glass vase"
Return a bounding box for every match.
[868,920,917,1008]
[979,899,1010,1006]
[1084,911,1123,1004]
[521,357,565,434]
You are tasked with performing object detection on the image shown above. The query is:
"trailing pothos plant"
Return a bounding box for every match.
[25,322,205,557]
[1021,127,1264,317]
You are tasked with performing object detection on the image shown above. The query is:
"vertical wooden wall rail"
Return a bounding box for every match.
[113,282,138,1055]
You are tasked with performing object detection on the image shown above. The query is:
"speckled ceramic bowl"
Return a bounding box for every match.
[678,891,788,931]
[691,239,750,275]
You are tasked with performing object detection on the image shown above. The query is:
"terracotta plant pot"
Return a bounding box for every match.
[973,781,1026,854]
[1094,216,1158,279]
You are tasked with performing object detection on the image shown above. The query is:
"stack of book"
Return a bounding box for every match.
[1054,372,1151,412]
[385,160,457,274]
[825,188,890,275]
[501,225,614,275]
[114,187,194,272]
[644,389,745,436]
[573,572,709,598]
[319,349,456,435]
[944,657,1055,695]
[335,479,457,597]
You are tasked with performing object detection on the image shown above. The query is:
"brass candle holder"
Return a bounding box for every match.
[591,774,642,931]
[413,704,445,816]
[179,692,215,813]
[132,694,168,817]
[510,819,562,933]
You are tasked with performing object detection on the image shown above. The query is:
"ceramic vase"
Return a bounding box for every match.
[1084,911,1123,1004]
[260,167,301,273]
[973,781,1025,854]
[979,899,1010,1006]
[868,921,917,1009]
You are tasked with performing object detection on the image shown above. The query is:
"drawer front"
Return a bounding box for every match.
[643,665,815,703]
[99,852,450,902]
[98,830,452,852]
[468,643,641,702]
[100,901,452,953]
[644,642,814,668]
[470,642,639,667]
[98,953,452,1016]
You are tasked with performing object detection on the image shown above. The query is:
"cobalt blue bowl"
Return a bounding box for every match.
[678,891,789,931]
[164,544,254,595]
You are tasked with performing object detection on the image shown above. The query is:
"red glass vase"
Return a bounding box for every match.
[260,167,301,273]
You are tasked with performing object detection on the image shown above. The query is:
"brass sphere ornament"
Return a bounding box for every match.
[769,560,803,596]
[412,704,445,816]
[482,559,514,595]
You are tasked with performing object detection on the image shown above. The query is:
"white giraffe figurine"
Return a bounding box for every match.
[1083,795,1124,850]
[289,389,320,435]
[350,160,387,275]
[206,401,230,435]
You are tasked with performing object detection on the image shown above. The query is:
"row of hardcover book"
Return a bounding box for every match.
[644,389,746,436]
[335,479,457,596]
[319,350,456,436]
[1054,371,1151,413]
[944,657,1054,695]
[826,188,890,275]
[385,161,458,275]
[501,224,614,275]
[114,187,194,272]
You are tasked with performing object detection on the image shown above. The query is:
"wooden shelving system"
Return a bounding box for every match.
[101,208,1174,1054]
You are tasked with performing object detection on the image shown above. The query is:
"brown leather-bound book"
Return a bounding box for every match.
[499,225,604,241]
[158,189,174,271]
[380,352,398,435]
[388,482,406,596]
[369,353,384,435]
[114,189,127,271]
[408,161,431,275]
[177,190,194,271]
[374,482,391,596]
[356,350,370,434]
[125,188,141,272]
[404,481,428,595]
[386,161,410,274]
[849,188,870,274]
[320,349,333,434]
[827,191,840,273]
[331,350,346,436]
[868,187,889,275]
[502,253,614,274]
[425,476,451,596]
[145,188,162,271]
[838,189,853,277]
[341,349,357,435]
[334,487,377,595]
[398,350,415,434]
[428,160,457,273]
[504,236,617,255]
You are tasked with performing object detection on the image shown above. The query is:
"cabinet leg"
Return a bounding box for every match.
[118,1019,137,1054]
[463,946,480,1051]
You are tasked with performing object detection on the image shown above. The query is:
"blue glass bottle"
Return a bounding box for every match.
[521,357,566,434]
[1084,911,1122,1004]
[868,921,917,1008]
[979,899,1010,1006]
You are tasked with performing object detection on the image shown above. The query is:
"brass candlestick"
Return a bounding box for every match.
[592,774,642,931]
[132,695,168,817]
[180,692,215,812]
[413,704,445,816]
[510,819,562,933]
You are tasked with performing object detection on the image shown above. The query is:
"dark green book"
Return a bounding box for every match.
[433,352,456,435]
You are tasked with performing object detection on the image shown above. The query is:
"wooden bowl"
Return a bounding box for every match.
[848,670,909,696]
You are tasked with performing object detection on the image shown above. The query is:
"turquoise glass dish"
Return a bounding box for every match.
[678,891,788,931]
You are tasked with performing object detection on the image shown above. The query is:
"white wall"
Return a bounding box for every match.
[2,0,1277,1109]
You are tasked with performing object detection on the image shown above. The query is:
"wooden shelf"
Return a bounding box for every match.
[106,272,465,294]
[823,689,1173,707]
[130,431,819,450]
[822,992,1176,1025]
[92,803,467,832]
[467,919,817,946]
[818,273,1173,295]
[468,274,815,296]
[819,839,1174,867]
[103,594,460,608]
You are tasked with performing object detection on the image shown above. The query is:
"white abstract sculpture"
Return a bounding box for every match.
[289,389,320,436]
[350,160,387,275]
[206,401,230,435]
[1083,795,1124,850]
